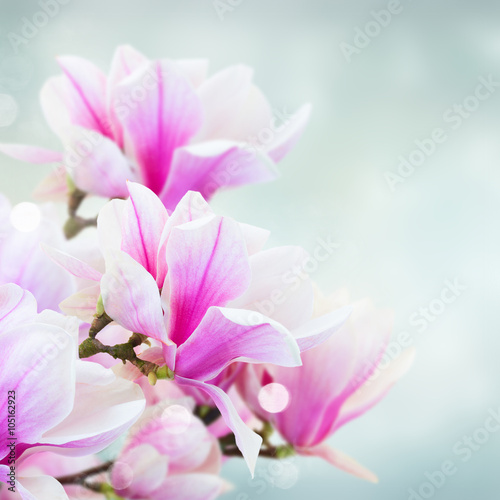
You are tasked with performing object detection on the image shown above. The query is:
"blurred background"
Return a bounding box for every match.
[1,0,499,498]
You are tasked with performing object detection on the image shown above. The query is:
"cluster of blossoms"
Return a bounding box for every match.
[0,46,414,499]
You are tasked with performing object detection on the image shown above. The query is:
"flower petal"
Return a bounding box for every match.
[16,475,69,500]
[0,283,37,330]
[0,144,62,164]
[156,191,213,286]
[0,323,76,456]
[166,215,251,346]
[107,45,149,148]
[116,60,203,193]
[97,198,127,258]
[40,361,145,455]
[150,473,225,500]
[297,444,378,483]
[32,168,68,203]
[194,65,253,142]
[336,347,416,430]
[41,244,102,282]
[59,284,101,323]
[292,305,352,353]
[159,140,277,209]
[266,104,311,162]
[56,55,110,137]
[229,246,314,330]
[100,251,169,345]
[176,377,262,476]
[121,182,168,280]
[175,307,301,381]
[64,127,135,198]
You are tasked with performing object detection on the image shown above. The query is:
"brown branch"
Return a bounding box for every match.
[57,461,113,486]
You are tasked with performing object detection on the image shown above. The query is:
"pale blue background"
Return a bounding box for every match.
[1,0,499,498]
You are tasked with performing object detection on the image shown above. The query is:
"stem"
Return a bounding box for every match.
[64,215,97,239]
[57,461,113,486]
[195,405,222,426]
[222,444,295,459]
[64,188,97,239]
[89,311,114,338]
[79,337,160,377]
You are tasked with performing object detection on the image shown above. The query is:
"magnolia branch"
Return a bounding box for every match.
[64,188,97,239]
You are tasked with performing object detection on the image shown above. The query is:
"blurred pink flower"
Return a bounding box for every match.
[111,403,227,500]
[0,283,145,499]
[237,291,415,483]
[0,45,310,209]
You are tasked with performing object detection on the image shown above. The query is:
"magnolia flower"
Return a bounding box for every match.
[110,403,227,500]
[0,195,74,311]
[0,283,145,499]
[237,290,415,483]
[0,45,310,209]
[46,182,350,474]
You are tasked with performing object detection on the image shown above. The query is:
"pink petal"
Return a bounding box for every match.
[64,127,136,198]
[0,144,62,163]
[0,283,37,330]
[0,323,75,455]
[166,215,251,346]
[159,140,278,209]
[100,250,170,345]
[229,246,315,330]
[121,182,168,281]
[292,305,352,352]
[107,45,149,148]
[336,347,416,430]
[41,244,102,282]
[175,307,301,382]
[56,55,110,138]
[266,103,311,162]
[176,377,262,476]
[238,223,270,255]
[150,473,225,500]
[16,475,70,500]
[112,444,167,498]
[32,168,68,203]
[40,362,145,455]
[97,199,126,257]
[115,60,203,194]
[156,191,213,286]
[219,84,274,142]
[297,444,378,483]
[59,284,101,323]
[194,65,254,142]
[175,59,209,88]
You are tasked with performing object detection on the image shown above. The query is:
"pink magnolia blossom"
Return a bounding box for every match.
[237,290,416,483]
[0,283,146,499]
[0,45,310,209]
[0,195,74,311]
[110,403,227,500]
[46,182,350,474]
